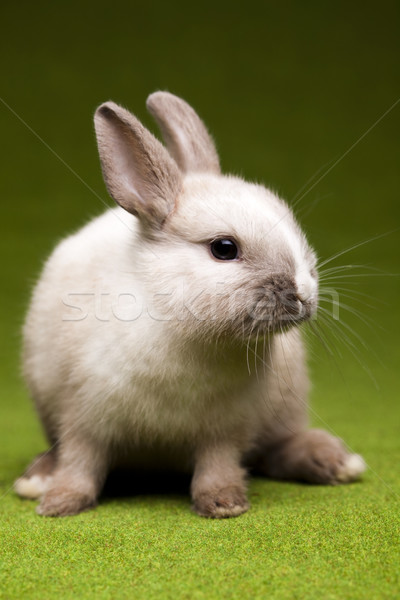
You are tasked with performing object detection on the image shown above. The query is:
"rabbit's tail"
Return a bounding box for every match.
[14,449,57,499]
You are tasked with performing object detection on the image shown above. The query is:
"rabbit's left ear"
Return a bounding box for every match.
[94,101,182,227]
[146,92,221,175]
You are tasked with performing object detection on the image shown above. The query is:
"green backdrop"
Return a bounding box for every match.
[0,1,399,598]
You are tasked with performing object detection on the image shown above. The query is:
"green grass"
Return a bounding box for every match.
[1,480,399,599]
[1,1,400,598]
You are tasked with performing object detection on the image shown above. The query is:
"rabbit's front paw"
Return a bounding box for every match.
[36,487,97,517]
[193,485,249,518]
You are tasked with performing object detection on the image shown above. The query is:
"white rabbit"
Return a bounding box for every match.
[15,92,365,517]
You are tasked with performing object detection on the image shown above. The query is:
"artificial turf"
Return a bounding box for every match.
[1,1,399,598]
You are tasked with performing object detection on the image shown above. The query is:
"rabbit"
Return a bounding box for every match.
[14,92,366,518]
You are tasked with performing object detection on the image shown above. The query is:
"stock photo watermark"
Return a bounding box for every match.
[61,284,340,324]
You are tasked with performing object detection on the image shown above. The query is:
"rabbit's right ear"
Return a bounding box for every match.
[146,92,221,175]
[94,102,182,226]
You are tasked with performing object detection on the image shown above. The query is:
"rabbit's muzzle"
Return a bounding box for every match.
[245,274,317,334]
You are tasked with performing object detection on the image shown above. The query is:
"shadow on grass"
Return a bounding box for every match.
[99,467,354,509]
[101,468,192,503]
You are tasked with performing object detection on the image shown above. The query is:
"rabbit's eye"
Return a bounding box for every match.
[210,239,239,261]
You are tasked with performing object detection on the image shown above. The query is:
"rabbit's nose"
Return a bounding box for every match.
[266,273,297,297]
[263,273,300,311]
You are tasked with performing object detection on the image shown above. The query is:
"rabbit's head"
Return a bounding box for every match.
[94,93,318,340]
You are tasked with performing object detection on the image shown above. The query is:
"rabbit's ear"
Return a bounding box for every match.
[94,101,182,226]
[146,92,220,175]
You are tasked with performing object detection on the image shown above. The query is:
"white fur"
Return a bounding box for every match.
[336,454,366,483]
[296,271,317,302]
[14,475,52,499]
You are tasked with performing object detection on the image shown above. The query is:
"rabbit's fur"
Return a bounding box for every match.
[15,92,365,517]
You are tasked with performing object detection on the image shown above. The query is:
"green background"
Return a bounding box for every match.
[1,1,399,598]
